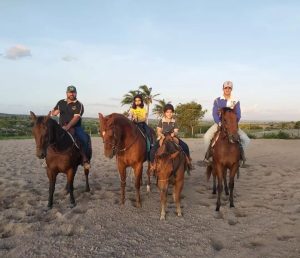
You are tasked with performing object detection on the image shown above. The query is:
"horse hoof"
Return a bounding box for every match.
[69,202,76,208]
[216,206,220,212]
[136,202,142,208]
[177,213,182,217]
[160,215,166,220]
[230,204,235,208]
[86,187,91,192]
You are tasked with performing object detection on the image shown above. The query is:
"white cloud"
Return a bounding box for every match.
[4,45,31,60]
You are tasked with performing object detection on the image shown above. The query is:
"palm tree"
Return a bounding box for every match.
[152,99,171,118]
[138,85,160,124]
[121,90,139,106]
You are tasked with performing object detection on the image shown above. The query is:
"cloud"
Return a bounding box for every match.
[62,55,77,62]
[4,45,31,60]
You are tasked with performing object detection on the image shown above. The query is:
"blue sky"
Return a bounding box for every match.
[0,0,299,121]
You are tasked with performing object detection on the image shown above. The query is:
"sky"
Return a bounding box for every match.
[0,0,299,121]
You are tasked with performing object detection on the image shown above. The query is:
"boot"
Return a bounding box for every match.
[239,143,246,167]
[203,145,212,165]
[81,151,91,170]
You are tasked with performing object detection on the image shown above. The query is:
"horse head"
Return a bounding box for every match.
[30,111,52,159]
[220,107,239,143]
[99,113,123,159]
[154,136,180,180]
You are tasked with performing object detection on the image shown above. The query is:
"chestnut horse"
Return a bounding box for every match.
[206,107,240,211]
[98,113,155,208]
[151,134,186,220]
[30,111,91,208]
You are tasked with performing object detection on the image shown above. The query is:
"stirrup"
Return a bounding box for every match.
[203,158,212,165]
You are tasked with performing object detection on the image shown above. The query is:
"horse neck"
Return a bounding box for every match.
[49,120,74,151]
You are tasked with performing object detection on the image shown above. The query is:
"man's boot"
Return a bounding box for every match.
[81,151,91,170]
[203,144,212,165]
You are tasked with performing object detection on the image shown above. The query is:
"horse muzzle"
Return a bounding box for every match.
[36,150,45,159]
[229,134,239,144]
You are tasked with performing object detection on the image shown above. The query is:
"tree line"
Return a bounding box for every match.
[120,85,207,137]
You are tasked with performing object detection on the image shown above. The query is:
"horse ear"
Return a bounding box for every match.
[169,151,180,160]
[30,111,36,122]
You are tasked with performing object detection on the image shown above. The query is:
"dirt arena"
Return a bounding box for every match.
[0,138,299,257]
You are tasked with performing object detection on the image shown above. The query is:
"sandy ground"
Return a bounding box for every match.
[0,138,300,258]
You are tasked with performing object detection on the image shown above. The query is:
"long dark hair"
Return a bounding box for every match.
[132,94,144,109]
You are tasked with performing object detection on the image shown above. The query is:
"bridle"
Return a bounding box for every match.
[101,124,139,155]
[221,112,239,144]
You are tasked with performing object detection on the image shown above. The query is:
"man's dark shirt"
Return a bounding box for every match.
[54,99,84,127]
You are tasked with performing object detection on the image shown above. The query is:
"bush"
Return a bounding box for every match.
[262,130,290,139]
[247,133,257,139]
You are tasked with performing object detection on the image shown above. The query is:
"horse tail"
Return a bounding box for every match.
[206,165,213,181]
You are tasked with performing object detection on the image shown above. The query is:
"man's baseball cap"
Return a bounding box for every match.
[66,85,77,93]
[223,81,233,89]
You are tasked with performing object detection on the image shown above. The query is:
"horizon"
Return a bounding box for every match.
[1,1,300,121]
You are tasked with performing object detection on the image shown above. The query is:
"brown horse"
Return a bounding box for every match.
[151,134,186,220]
[30,111,91,208]
[206,107,240,211]
[98,113,155,207]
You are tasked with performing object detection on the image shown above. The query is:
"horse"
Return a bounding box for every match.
[98,113,155,208]
[151,134,186,220]
[206,107,240,211]
[30,111,91,208]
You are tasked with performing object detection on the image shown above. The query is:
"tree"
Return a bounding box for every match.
[152,99,171,118]
[138,85,160,124]
[175,101,206,137]
[121,90,139,106]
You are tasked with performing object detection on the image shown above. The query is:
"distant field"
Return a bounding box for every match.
[0,113,299,140]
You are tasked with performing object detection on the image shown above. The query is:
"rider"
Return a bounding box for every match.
[51,85,90,169]
[150,103,193,171]
[203,81,250,166]
[129,94,153,146]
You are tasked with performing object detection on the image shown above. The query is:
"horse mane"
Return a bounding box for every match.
[222,107,235,113]
[44,117,74,151]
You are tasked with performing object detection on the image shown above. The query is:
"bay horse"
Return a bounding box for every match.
[98,113,155,208]
[151,134,186,220]
[30,111,91,208]
[206,107,240,211]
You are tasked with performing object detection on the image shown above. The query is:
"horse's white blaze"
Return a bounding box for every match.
[102,131,105,136]
[146,185,150,192]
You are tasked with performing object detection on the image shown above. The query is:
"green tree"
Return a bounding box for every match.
[121,90,139,106]
[138,85,160,124]
[152,99,171,118]
[175,101,206,137]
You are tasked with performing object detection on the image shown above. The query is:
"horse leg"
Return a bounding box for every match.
[118,164,127,205]
[66,169,76,207]
[223,169,229,195]
[229,166,238,208]
[215,166,223,211]
[146,161,151,193]
[47,169,57,208]
[134,164,143,208]
[84,168,90,192]
[174,175,184,217]
[212,173,217,195]
[159,185,168,220]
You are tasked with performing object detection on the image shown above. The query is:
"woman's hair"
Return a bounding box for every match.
[132,94,144,109]
[163,103,174,113]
